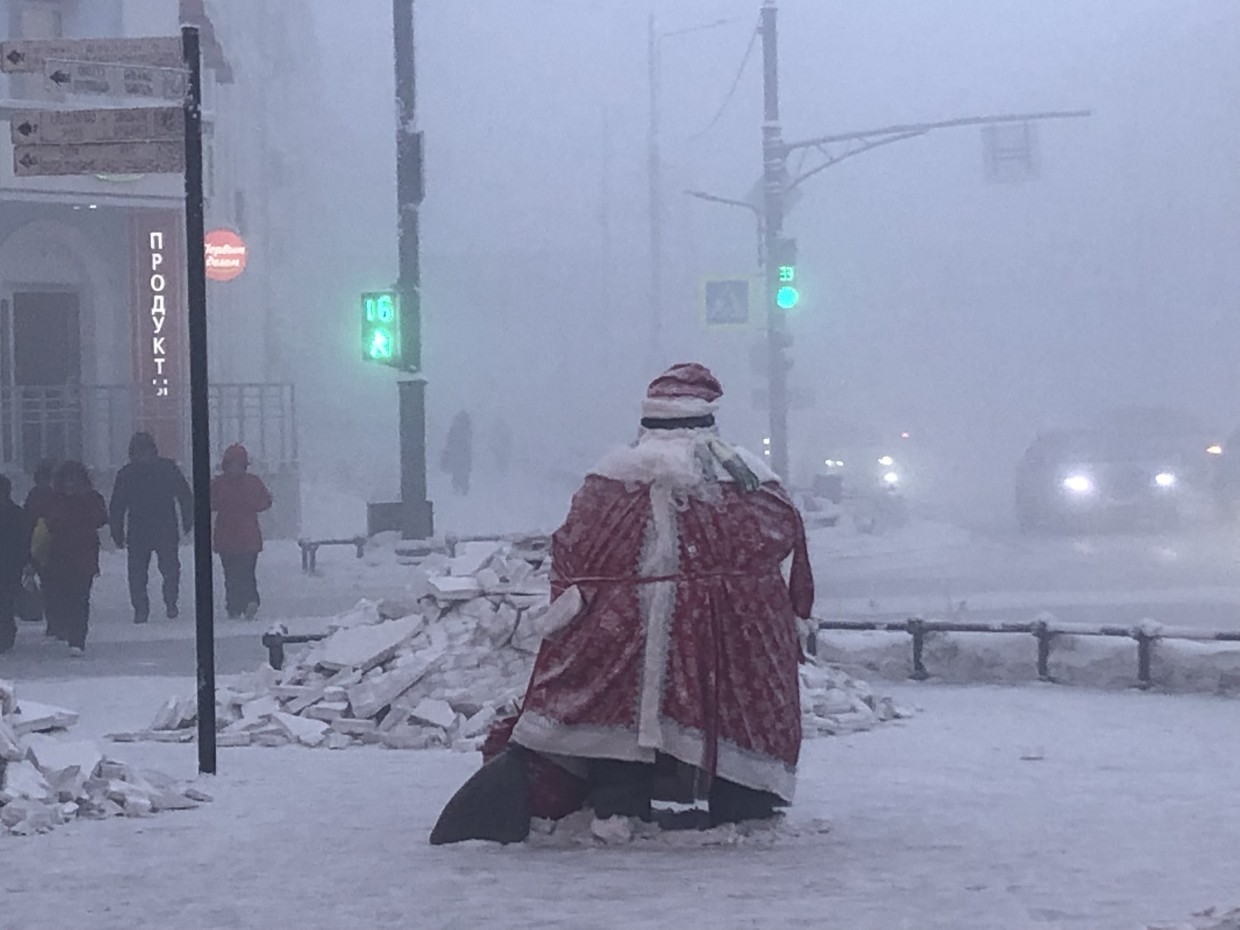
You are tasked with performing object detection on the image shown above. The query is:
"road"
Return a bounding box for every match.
[816,513,1240,630]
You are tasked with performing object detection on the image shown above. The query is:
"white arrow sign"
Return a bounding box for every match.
[10,107,183,146]
[13,140,185,177]
[45,59,187,101]
[1,36,182,73]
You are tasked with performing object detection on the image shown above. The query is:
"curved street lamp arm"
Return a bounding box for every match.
[683,188,762,216]
[783,109,1093,153]
[788,130,929,191]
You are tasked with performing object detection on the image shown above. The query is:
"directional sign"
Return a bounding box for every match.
[10,107,183,146]
[1,36,182,73]
[13,141,185,177]
[44,59,187,100]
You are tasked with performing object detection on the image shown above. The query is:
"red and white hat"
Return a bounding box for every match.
[642,362,723,420]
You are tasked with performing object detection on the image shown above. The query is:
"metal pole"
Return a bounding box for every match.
[600,107,613,323]
[182,24,216,775]
[647,14,664,372]
[760,0,790,480]
[394,0,433,539]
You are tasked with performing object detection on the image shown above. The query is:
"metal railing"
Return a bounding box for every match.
[815,617,1240,688]
[0,382,297,475]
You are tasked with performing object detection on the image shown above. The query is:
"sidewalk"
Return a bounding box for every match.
[3,678,1236,930]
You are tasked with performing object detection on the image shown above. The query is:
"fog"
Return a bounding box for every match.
[228,0,1240,525]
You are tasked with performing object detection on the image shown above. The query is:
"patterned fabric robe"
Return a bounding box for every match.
[512,430,814,802]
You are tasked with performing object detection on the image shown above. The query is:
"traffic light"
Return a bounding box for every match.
[361,291,401,366]
[772,237,800,310]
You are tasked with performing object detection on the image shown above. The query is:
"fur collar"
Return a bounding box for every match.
[590,430,779,487]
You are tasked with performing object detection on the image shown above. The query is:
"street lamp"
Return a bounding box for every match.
[647,15,732,373]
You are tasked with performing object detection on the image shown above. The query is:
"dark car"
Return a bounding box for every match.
[1015,429,1194,533]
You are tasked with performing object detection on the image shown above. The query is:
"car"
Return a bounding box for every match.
[1015,429,1193,533]
[810,436,913,533]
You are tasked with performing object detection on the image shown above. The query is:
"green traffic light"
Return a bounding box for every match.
[369,329,393,359]
[361,290,402,365]
[776,285,800,310]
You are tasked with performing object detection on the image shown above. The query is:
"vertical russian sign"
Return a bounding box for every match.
[131,209,186,460]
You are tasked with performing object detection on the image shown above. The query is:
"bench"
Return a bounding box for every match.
[261,625,328,670]
[297,536,367,574]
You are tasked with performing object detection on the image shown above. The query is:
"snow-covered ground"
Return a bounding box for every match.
[3,675,1237,930]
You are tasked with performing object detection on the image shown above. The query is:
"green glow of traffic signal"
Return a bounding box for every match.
[776,264,800,309]
[361,291,401,365]
[368,328,393,360]
[776,284,800,310]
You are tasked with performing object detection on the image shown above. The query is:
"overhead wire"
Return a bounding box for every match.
[686,14,761,143]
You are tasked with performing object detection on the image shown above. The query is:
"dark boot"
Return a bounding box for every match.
[430,748,532,845]
[588,759,654,821]
[708,778,781,826]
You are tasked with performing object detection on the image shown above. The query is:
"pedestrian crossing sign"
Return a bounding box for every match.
[701,277,754,330]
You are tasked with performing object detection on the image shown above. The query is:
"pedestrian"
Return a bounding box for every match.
[441,411,473,495]
[0,474,31,654]
[109,432,193,624]
[40,461,107,656]
[432,363,815,844]
[23,460,55,523]
[23,460,55,633]
[211,444,272,620]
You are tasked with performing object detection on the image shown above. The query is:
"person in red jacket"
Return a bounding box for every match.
[40,461,108,655]
[211,444,272,620]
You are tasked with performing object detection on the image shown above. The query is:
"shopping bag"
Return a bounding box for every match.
[30,518,51,567]
[17,572,43,622]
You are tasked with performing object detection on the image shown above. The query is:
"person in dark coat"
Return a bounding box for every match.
[23,460,55,523]
[211,444,272,620]
[0,474,31,654]
[40,461,107,655]
[441,411,473,496]
[22,460,55,633]
[109,432,193,624]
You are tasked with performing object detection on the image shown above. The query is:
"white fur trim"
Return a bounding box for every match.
[733,444,781,484]
[641,396,718,419]
[636,483,680,749]
[591,433,781,488]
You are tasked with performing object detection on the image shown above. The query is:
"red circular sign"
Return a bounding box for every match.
[204,228,247,282]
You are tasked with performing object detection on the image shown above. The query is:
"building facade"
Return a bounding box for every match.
[0,0,299,532]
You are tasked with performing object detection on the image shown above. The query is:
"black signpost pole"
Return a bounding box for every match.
[182,24,216,775]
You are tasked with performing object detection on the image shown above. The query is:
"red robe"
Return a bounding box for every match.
[512,432,814,802]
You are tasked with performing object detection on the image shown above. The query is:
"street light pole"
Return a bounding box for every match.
[393,0,433,539]
[647,16,733,375]
[647,14,664,373]
[760,0,791,481]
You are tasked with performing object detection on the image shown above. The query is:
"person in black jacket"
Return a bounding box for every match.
[0,473,31,653]
[109,432,193,624]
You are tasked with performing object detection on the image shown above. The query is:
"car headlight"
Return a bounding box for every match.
[1154,472,1177,488]
[878,455,894,467]
[1062,474,1094,495]
[882,471,900,486]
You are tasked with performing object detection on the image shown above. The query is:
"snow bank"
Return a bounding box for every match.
[0,679,209,837]
[120,537,906,750]
[820,621,1240,693]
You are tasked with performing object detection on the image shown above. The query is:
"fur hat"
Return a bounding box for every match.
[642,363,723,420]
